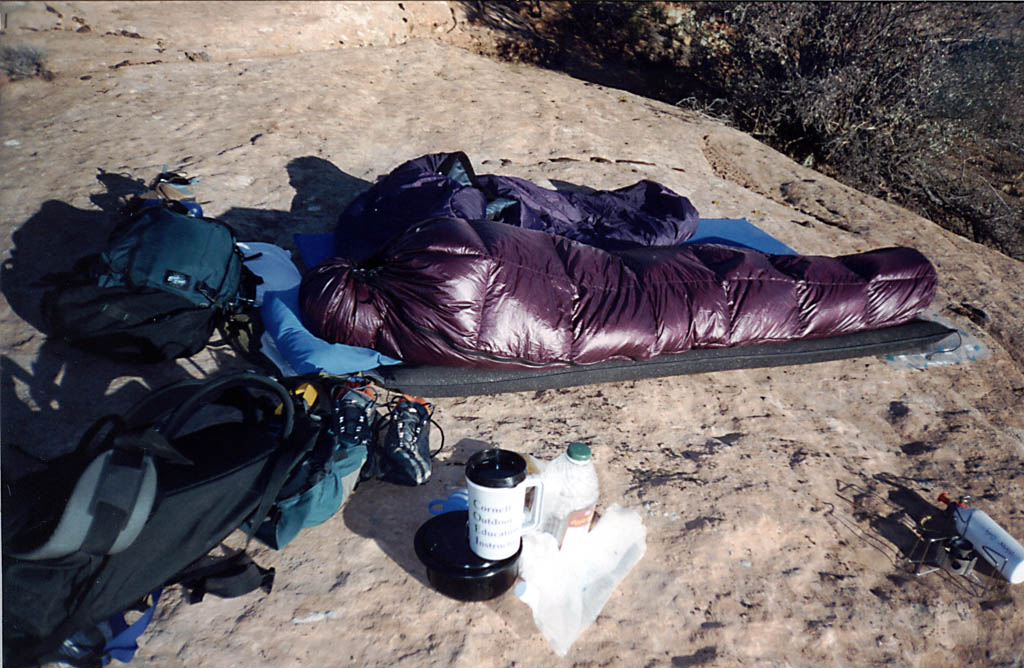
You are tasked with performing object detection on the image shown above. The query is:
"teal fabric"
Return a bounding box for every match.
[100,207,241,307]
[251,443,367,550]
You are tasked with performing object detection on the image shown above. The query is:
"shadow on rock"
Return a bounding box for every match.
[2,167,152,331]
[872,473,955,546]
[219,156,371,254]
[3,201,112,333]
[547,178,597,195]
[90,168,149,213]
[0,168,236,488]
[341,437,490,589]
[833,474,946,569]
[0,156,366,475]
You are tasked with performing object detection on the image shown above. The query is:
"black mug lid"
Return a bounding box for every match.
[465,448,527,488]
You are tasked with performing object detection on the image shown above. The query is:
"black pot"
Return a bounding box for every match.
[414,510,520,601]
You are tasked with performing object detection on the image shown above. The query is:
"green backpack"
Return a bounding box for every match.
[244,375,371,549]
[42,198,261,363]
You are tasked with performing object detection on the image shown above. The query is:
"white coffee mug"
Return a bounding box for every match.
[466,449,544,561]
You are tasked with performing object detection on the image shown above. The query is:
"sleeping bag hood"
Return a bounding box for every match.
[301,153,938,370]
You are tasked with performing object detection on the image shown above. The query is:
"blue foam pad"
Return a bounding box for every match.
[261,286,402,375]
[295,232,337,270]
[685,218,796,255]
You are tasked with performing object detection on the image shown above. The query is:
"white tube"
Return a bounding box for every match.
[951,505,1024,584]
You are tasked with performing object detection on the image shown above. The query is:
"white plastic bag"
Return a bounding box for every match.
[515,503,646,656]
[884,312,990,369]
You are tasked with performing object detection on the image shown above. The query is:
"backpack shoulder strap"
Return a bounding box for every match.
[170,550,275,604]
[120,372,294,441]
[8,437,159,561]
[161,372,293,440]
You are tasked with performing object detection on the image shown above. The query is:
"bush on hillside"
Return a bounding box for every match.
[0,45,54,81]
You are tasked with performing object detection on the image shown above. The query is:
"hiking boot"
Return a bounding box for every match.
[332,380,379,470]
[372,394,436,486]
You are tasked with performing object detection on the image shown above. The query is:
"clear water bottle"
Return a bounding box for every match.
[539,442,599,551]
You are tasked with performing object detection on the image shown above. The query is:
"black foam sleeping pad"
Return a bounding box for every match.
[366,319,957,397]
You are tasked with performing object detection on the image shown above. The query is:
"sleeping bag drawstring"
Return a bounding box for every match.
[351,266,381,282]
[350,266,383,304]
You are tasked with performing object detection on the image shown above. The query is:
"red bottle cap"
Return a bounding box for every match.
[937,493,965,507]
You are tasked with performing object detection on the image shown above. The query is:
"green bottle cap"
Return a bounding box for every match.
[567,442,591,461]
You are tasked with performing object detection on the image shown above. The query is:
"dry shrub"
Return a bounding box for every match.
[465,1,1024,261]
[0,45,54,81]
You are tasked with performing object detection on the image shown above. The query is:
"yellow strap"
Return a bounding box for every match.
[274,382,318,415]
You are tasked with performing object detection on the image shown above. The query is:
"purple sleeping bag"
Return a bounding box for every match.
[300,153,937,369]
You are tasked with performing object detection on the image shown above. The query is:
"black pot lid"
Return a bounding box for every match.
[414,510,521,575]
